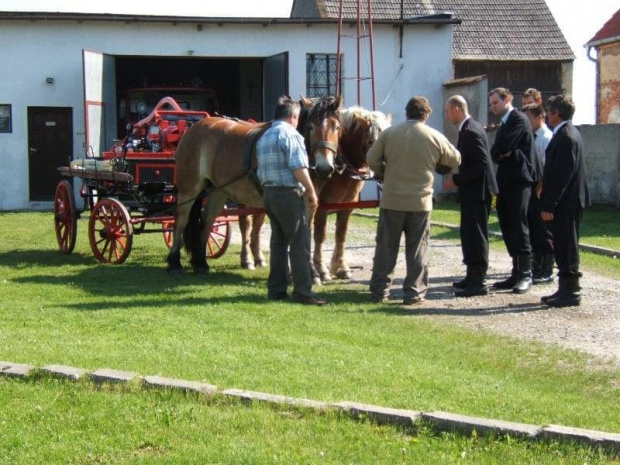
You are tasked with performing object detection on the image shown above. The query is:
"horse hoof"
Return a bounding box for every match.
[336,270,352,280]
[313,277,323,287]
[320,273,333,283]
[255,260,266,268]
[193,267,210,275]
[241,262,255,271]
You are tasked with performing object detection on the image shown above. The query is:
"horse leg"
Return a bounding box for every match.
[331,209,353,280]
[250,213,266,267]
[313,209,332,282]
[238,214,255,270]
[167,193,196,273]
[193,190,228,274]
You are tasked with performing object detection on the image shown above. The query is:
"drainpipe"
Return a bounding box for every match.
[587,45,599,124]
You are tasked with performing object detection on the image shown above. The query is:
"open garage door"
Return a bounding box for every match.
[263,52,289,120]
[83,50,116,157]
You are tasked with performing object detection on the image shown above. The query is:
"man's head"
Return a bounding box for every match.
[444,95,469,125]
[273,96,301,128]
[406,96,432,122]
[521,103,546,131]
[521,88,542,106]
[488,87,513,117]
[546,94,575,128]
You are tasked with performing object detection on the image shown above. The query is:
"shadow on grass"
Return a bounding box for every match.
[0,250,95,267]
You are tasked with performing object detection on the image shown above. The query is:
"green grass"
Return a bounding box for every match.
[1,212,619,462]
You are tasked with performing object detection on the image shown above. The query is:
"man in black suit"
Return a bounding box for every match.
[540,95,589,307]
[488,88,542,294]
[444,95,498,297]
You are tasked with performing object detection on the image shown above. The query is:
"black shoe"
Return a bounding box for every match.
[455,283,489,298]
[371,296,389,304]
[452,276,471,289]
[546,293,581,307]
[268,293,288,301]
[512,255,533,294]
[403,296,425,305]
[541,289,562,303]
[291,295,326,306]
[493,275,518,290]
[533,273,554,284]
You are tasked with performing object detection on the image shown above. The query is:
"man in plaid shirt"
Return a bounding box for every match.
[257,96,325,306]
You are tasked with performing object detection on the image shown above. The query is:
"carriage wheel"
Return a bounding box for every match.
[88,198,133,264]
[54,180,77,254]
[162,220,174,249]
[207,219,231,259]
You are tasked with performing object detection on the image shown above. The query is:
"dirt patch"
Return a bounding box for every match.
[232,221,620,368]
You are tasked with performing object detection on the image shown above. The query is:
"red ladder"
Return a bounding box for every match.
[335,0,377,110]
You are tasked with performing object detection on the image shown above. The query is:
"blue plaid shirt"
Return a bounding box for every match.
[257,120,309,189]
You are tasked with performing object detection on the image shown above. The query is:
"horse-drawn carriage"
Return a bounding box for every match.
[53,92,235,264]
[54,91,389,279]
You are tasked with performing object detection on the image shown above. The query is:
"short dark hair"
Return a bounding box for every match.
[522,88,542,104]
[521,103,546,119]
[489,87,513,101]
[273,96,301,120]
[406,96,432,120]
[546,94,575,121]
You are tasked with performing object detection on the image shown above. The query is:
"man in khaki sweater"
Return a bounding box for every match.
[367,96,460,304]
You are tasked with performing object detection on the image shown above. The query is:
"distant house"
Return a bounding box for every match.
[292,0,575,123]
[586,8,620,124]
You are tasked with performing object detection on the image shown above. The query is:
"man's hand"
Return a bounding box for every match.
[498,151,512,159]
[541,211,554,221]
[305,189,318,210]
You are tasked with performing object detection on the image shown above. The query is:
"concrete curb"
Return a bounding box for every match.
[356,213,620,258]
[1,360,619,453]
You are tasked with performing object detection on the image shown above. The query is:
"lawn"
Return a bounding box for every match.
[1,211,619,463]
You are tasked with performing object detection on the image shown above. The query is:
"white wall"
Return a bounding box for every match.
[0,19,453,210]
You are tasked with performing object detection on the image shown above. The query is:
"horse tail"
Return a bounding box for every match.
[183,197,203,263]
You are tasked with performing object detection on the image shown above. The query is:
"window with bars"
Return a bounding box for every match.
[306,54,341,98]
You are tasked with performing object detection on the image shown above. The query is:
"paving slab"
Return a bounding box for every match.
[334,401,421,428]
[541,424,620,452]
[422,411,542,439]
[143,375,218,395]
[90,369,141,385]
[222,389,329,410]
[41,364,88,381]
[0,361,34,379]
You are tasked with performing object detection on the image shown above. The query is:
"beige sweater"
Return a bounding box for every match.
[367,120,460,212]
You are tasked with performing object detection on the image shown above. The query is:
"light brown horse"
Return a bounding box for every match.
[167,96,342,273]
[238,104,391,282]
[310,106,392,282]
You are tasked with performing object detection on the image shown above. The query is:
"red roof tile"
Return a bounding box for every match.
[587,8,620,45]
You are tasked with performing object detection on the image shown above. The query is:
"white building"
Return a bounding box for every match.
[0,9,456,210]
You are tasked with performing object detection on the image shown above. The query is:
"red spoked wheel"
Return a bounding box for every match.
[207,219,231,259]
[88,198,133,264]
[54,180,77,254]
[162,220,174,249]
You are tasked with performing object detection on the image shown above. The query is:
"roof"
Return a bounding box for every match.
[292,0,575,61]
[587,8,620,47]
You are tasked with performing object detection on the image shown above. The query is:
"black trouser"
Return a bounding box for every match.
[460,194,492,272]
[529,193,554,255]
[262,186,314,299]
[496,182,532,257]
[550,208,582,277]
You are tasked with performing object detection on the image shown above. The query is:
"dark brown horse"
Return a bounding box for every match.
[167,95,342,273]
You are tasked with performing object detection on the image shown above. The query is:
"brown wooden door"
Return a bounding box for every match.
[28,107,73,201]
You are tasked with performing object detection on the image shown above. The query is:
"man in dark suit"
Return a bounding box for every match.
[444,95,498,297]
[540,95,589,307]
[488,87,542,294]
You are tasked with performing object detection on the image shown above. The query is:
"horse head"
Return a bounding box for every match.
[299,95,343,179]
[339,106,392,172]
